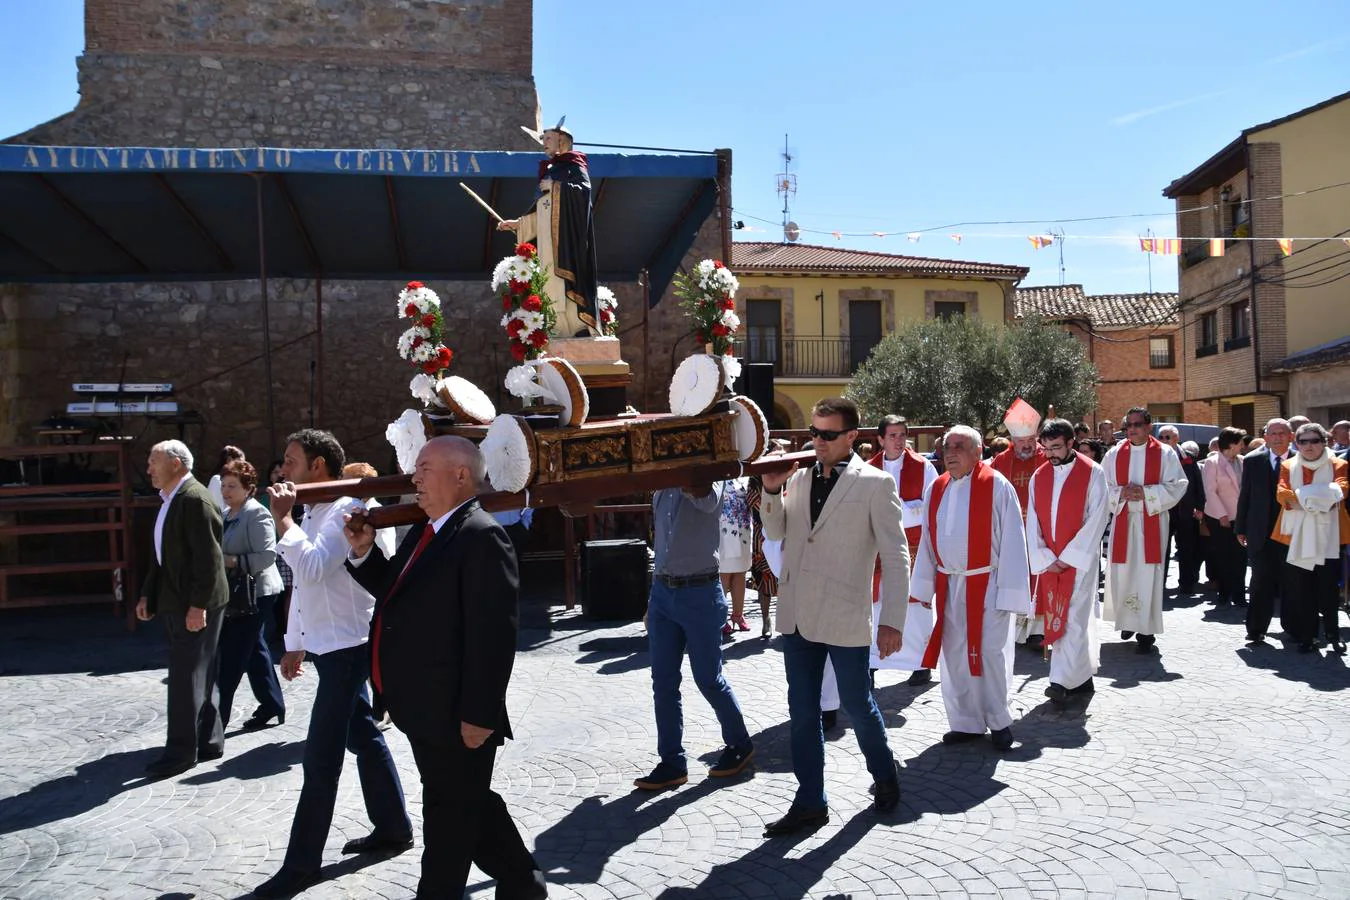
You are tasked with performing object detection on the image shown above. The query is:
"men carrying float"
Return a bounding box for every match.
[867,415,938,686]
[497,118,599,337]
[1102,407,1190,654]
[1025,419,1111,704]
[910,426,1031,751]
[990,399,1048,649]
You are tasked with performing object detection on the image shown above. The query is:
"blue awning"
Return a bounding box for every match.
[0,145,722,301]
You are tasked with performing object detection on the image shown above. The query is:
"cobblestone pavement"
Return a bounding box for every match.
[2,573,1349,900]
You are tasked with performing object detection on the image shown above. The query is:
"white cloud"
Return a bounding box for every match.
[1111,91,1227,126]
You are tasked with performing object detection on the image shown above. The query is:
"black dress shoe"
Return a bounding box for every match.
[1067,678,1095,696]
[253,866,319,898]
[1246,634,1266,644]
[144,756,196,778]
[1120,631,1135,640]
[906,668,932,686]
[341,832,415,855]
[763,804,829,837]
[198,746,224,762]
[872,760,902,814]
[497,868,549,899]
[990,727,1015,752]
[241,709,285,732]
[1135,634,1156,654]
[820,709,838,732]
[1044,683,1068,704]
[941,731,984,744]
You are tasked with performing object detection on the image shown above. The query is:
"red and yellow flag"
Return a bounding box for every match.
[1210,238,1225,257]
[1277,239,1293,256]
[1029,235,1054,250]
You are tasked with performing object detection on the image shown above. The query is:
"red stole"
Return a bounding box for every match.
[868,449,927,602]
[1032,454,1092,646]
[920,461,996,676]
[1110,437,1164,565]
[991,447,1046,518]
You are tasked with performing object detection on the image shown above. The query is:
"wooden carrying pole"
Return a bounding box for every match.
[294,450,817,529]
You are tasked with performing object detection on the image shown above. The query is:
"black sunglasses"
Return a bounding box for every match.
[809,425,851,442]
[1124,420,1149,428]
[1297,437,1325,445]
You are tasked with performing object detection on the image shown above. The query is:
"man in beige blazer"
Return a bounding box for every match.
[760,397,910,836]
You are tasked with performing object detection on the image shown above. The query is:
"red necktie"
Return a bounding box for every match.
[371,523,435,694]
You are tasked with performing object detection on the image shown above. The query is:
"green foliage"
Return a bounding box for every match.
[847,315,1098,436]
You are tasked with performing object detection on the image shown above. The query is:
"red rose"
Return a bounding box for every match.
[421,314,436,328]
[411,335,424,348]
[515,242,536,260]
[720,297,734,311]
[713,261,725,269]
[510,342,528,362]
[523,294,542,312]
[407,280,424,289]
[510,279,529,296]
[712,323,730,337]
[507,318,526,337]
[601,309,613,323]
[502,296,513,311]
[404,303,418,318]
[529,330,548,348]
[421,360,440,375]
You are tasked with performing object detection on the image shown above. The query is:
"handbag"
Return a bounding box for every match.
[225,517,258,617]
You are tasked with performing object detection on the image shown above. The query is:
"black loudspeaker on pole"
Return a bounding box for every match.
[740,361,775,425]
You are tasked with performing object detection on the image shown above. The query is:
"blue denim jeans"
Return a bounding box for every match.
[283,644,411,873]
[783,629,895,808]
[647,578,751,769]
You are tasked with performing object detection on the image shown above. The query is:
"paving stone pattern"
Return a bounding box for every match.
[1,576,1349,899]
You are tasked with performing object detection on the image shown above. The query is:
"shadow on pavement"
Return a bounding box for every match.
[0,606,167,677]
[1098,640,1184,690]
[655,808,883,899]
[181,740,306,785]
[1234,641,1350,691]
[0,747,161,836]
[533,778,724,885]
[223,851,400,900]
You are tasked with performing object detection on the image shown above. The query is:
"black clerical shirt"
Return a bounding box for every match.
[809,456,853,527]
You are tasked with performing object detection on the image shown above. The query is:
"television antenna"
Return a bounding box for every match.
[775,133,799,243]
[1049,227,1067,284]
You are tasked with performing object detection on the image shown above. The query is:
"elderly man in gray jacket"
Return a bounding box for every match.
[759,397,910,836]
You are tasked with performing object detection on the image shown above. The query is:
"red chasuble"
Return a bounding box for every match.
[920,461,996,676]
[868,449,928,602]
[1110,437,1164,565]
[1032,453,1092,646]
[991,446,1046,518]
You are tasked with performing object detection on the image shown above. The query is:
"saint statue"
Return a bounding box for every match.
[498,121,599,337]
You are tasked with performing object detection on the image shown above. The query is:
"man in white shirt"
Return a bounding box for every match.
[253,430,413,900]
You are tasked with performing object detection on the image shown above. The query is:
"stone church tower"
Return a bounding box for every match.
[1,0,546,459]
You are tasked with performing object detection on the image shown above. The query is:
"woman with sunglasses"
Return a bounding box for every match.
[1271,422,1350,653]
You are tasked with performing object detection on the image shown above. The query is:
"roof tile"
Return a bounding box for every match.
[1015,285,1179,328]
[731,241,1029,280]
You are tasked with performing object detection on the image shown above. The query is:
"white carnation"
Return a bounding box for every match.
[596,285,617,310]
[720,355,742,383]
[720,310,741,330]
[385,408,429,475]
[504,365,548,400]
[409,373,438,405]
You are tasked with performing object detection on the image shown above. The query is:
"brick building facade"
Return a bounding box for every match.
[0,0,726,469]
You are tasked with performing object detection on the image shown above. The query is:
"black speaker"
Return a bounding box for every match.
[580,539,651,620]
[740,362,775,420]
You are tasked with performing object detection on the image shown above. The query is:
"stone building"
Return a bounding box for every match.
[0,0,727,469]
[1015,284,1208,428]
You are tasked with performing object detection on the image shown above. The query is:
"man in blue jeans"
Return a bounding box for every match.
[253,430,413,899]
[634,481,755,791]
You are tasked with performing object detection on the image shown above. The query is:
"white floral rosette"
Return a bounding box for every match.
[694,258,740,296]
[532,356,589,427]
[728,395,770,461]
[668,353,726,416]
[480,414,538,494]
[596,284,619,336]
[386,408,429,474]
[435,375,496,425]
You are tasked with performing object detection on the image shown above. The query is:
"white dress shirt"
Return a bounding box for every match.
[279,496,378,655]
[153,473,191,565]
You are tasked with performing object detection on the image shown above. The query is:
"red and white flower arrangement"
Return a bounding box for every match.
[396,279,454,373]
[492,242,556,363]
[673,259,740,357]
[596,285,619,337]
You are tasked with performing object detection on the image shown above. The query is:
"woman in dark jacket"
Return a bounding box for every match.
[216,459,286,730]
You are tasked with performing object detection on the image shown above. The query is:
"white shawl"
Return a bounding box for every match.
[1280,450,1344,570]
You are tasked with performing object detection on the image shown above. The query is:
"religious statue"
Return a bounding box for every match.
[498,119,599,337]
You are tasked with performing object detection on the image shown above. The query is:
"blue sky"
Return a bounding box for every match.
[3,1,1347,294]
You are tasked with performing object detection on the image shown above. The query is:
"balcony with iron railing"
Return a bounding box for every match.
[742,336,879,378]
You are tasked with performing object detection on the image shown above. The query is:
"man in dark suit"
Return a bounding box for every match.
[1235,418,1294,643]
[345,436,546,899]
[136,439,229,778]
